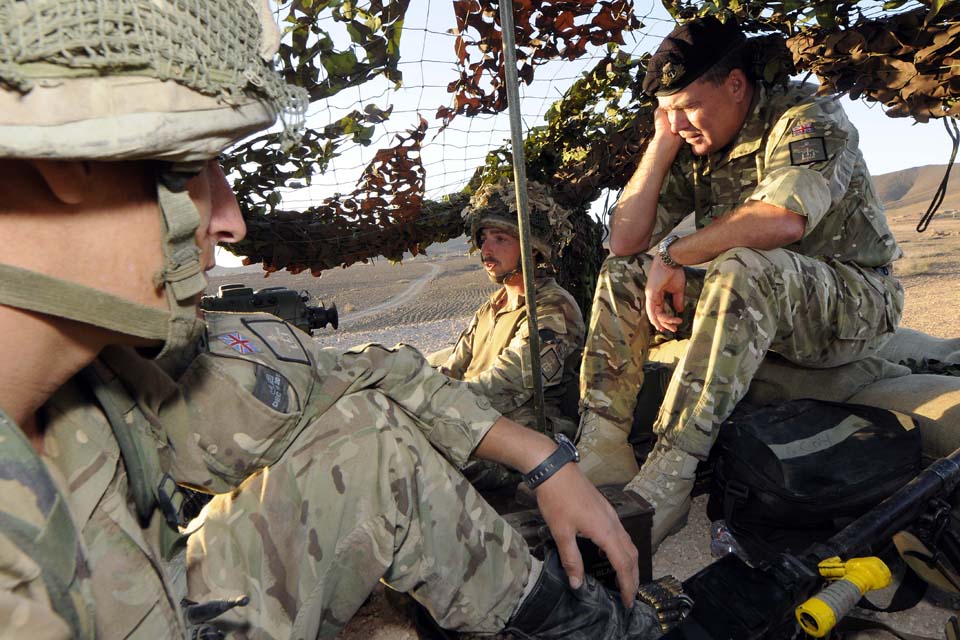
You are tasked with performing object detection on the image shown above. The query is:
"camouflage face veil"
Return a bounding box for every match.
[0,0,307,360]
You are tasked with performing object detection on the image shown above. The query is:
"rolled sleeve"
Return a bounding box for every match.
[751,98,859,236]
[749,166,832,234]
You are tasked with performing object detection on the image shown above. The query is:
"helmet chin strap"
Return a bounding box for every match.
[0,163,208,364]
[152,163,209,366]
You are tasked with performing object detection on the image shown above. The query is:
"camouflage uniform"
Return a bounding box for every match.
[581,82,904,458]
[441,277,585,440]
[0,313,532,638]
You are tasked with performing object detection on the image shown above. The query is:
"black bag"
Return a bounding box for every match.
[707,399,922,562]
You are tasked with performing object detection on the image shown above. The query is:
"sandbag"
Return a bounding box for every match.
[849,373,960,462]
[746,354,911,406]
[647,339,911,406]
[877,327,960,366]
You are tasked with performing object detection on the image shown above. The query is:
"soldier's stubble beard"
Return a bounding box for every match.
[481,255,522,285]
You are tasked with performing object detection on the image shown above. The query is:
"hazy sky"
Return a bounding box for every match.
[218,1,952,267]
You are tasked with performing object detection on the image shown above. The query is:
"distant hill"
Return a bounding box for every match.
[874,164,960,217]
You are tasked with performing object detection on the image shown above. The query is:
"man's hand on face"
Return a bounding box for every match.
[645,256,685,333]
[652,106,684,155]
[535,464,640,607]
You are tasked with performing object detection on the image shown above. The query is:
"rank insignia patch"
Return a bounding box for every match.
[244,319,311,365]
[789,138,828,165]
[540,346,562,383]
[253,364,290,412]
[791,122,815,136]
[217,332,260,354]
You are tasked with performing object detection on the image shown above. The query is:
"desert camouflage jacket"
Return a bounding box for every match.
[651,81,901,269]
[0,312,501,638]
[440,277,585,439]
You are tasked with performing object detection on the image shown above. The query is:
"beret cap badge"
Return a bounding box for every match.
[660,61,685,89]
[641,16,746,97]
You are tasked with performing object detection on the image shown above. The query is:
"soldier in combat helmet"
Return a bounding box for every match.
[576,16,903,550]
[0,1,663,638]
[438,179,585,489]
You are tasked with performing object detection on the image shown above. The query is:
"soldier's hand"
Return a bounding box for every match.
[474,419,639,604]
[645,256,686,333]
[535,464,640,606]
[652,107,683,153]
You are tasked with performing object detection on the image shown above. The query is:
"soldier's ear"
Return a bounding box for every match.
[31,160,95,206]
[728,69,748,102]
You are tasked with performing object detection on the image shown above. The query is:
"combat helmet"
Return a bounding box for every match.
[462,177,574,264]
[0,0,307,360]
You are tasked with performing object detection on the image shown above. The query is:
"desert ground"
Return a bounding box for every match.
[205,178,960,639]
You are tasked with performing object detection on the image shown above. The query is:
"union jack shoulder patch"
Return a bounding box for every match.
[217,332,260,354]
[791,122,815,136]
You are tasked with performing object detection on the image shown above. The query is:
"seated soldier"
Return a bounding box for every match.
[577,17,903,551]
[438,180,585,488]
[0,2,660,639]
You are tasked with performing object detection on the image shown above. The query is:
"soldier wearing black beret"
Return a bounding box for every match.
[577,16,903,550]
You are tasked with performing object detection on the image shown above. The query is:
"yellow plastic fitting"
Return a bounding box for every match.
[795,556,892,638]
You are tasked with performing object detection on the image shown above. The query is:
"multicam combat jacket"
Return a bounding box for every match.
[651,82,902,270]
[0,312,501,638]
[440,277,585,439]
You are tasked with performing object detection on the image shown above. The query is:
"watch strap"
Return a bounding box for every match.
[658,234,681,268]
[523,434,579,490]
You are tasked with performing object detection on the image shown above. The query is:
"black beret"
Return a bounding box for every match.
[642,17,746,97]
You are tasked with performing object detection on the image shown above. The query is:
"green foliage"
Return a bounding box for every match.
[226,0,960,289]
[661,0,960,120]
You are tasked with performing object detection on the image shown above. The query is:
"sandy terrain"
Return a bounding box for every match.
[206,200,960,639]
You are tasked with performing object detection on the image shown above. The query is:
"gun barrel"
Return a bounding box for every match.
[817,447,960,562]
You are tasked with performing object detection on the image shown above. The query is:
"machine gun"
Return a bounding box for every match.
[664,446,960,639]
[200,284,338,335]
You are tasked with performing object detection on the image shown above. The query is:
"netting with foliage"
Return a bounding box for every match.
[223,0,959,312]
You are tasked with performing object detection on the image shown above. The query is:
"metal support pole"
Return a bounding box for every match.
[498,0,547,433]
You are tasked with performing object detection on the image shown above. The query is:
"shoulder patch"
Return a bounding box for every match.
[789,138,828,165]
[253,364,291,412]
[540,345,562,383]
[242,319,311,365]
[216,331,260,355]
[791,122,815,136]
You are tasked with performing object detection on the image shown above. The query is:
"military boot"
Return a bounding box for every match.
[504,548,661,640]
[625,443,698,551]
[576,411,639,486]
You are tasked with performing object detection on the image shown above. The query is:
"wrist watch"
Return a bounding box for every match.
[523,433,580,490]
[657,234,681,268]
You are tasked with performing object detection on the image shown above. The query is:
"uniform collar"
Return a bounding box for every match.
[710,84,768,169]
[489,276,555,313]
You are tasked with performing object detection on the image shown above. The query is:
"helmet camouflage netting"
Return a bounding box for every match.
[462,178,575,263]
[0,0,307,161]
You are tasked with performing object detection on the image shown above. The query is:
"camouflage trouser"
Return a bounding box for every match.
[580,248,903,458]
[185,389,531,638]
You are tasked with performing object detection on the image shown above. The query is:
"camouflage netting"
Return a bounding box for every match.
[665,0,960,122]
[225,0,959,312]
[0,0,307,140]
